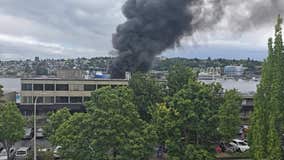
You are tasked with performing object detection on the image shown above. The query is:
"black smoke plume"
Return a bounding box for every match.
[110,0,283,78]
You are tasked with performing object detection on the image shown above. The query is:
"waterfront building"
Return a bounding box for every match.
[224,65,245,77]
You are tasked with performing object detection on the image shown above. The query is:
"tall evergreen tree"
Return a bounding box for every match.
[250,15,283,160]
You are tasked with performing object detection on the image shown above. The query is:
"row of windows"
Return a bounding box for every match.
[22,83,121,91]
[22,96,91,104]
[22,84,68,91]
[22,83,117,91]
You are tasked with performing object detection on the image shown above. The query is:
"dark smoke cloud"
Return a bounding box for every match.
[111,0,284,78]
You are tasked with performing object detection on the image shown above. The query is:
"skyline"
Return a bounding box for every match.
[0,0,282,61]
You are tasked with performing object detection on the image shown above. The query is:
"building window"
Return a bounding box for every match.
[22,96,33,104]
[97,85,109,89]
[70,84,83,91]
[84,85,96,91]
[56,96,69,103]
[70,97,83,103]
[111,85,119,88]
[22,83,32,91]
[56,84,69,91]
[34,84,44,91]
[84,97,91,102]
[44,97,54,104]
[33,97,43,103]
[45,84,55,91]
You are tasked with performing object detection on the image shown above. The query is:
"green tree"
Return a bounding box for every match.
[0,103,25,160]
[151,103,175,146]
[218,89,242,142]
[165,81,223,159]
[24,64,32,74]
[44,108,71,144]
[0,84,3,97]
[184,145,214,160]
[267,116,282,160]
[250,15,283,160]
[35,61,48,75]
[54,87,157,160]
[129,72,165,121]
[167,64,197,96]
[54,113,94,159]
[0,84,5,104]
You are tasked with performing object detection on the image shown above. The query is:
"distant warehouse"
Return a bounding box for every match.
[20,78,128,114]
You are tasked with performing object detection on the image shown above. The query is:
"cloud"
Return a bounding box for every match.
[0,0,281,60]
[0,0,127,60]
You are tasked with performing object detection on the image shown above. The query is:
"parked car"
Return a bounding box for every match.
[36,128,44,139]
[0,147,16,160]
[23,128,34,140]
[229,139,250,152]
[53,146,62,159]
[38,148,52,152]
[15,147,31,160]
[223,143,238,152]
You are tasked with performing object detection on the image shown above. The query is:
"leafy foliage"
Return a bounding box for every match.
[0,84,4,104]
[53,87,157,160]
[0,103,25,160]
[165,81,223,159]
[129,72,165,121]
[46,63,251,159]
[250,15,283,160]
[44,108,71,144]
[153,57,262,75]
[167,64,197,96]
[218,89,242,142]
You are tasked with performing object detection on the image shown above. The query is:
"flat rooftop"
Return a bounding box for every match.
[21,78,128,81]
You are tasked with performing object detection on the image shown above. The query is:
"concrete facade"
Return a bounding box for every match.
[20,78,128,114]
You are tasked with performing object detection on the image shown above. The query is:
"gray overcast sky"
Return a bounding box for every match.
[0,0,282,61]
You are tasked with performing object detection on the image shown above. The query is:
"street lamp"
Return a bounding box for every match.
[34,96,39,160]
[34,94,46,160]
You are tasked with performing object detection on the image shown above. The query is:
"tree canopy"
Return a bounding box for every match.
[46,63,247,159]
[218,89,242,142]
[44,107,71,144]
[250,15,283,160]
[50,87,157,160]
[128,72,165,121]
[0,103,25,160]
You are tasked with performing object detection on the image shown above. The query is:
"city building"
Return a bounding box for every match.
[224,65,245,77]
[19,78,128,114]
[240,93,254,124]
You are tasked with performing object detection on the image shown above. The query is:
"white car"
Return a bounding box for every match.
[53,146,62,159]
[23,128,33,140]
[36,128,44,139]
[0,147,16,160]
[15,147,30,160]
[229,139,250,152]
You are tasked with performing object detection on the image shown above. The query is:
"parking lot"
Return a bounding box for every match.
[14,138,52,151]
